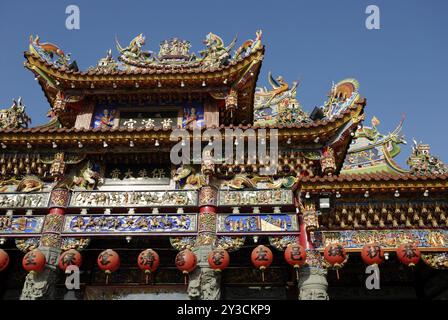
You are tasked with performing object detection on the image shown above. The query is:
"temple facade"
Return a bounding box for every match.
[0,31,447,300]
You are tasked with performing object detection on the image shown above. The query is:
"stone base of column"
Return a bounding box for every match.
[188,245,221,300]
[20,246,61,300]
[298,266,329,300]
[20,267,59,300]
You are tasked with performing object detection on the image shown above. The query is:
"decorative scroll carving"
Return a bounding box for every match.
[217,214,298,234]
[0,192,50,208]
[421,252,448,270]
[62,214,197,235]
[269,236,299,251]
[70,190,197,208]
[170,236,196,251]
[0,216,44,235]
[61,237,91,251]
[218,189,293,206]
[216,236,245,252]
[313,229,448,250]
[16,238,40,252]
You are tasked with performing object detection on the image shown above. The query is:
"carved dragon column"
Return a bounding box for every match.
[297,199,329,300]
[187,185,221,300]
[20,188,70,300]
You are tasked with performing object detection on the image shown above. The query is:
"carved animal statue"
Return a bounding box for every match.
[200,33,236,65]
[173,165,205,190]
[116,34,152,61]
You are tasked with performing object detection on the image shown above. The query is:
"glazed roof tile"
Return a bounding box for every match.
[301,172,448,183]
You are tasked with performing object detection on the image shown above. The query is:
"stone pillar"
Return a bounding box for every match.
[188,186,221,300]
[297,211,329,300]
[20,188,70,300]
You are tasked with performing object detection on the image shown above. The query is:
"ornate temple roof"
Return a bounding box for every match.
[300,171,448,193]
[24,33,264,126]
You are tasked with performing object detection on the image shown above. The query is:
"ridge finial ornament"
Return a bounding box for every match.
[0,97,31,129]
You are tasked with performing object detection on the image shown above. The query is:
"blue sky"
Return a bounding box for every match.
[0,0,447,166]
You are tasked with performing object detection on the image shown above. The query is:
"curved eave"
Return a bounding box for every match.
[24,47,265,89]
[0,101,365,146]
[299,172,448,193]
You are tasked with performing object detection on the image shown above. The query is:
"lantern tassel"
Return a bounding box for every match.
[261,269,265,282]
[295,267,299,282]
[336,269,340,280]
[105,271,110,285]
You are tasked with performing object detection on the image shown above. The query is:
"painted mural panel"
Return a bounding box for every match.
[0,192,50,208]
[218,189,293,206]
[217,214,298,234]
[0,215,45,235]
[70,190,197,207]
[63,214,197,235]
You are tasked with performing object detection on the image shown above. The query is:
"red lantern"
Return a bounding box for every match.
[396,243,420,267]
[208,249,230,272]
[284,243,306,281]
[97,249,120,284]
[138,249,160,284]
[361,244,384,265]
[175,249,197,283]
[324,243,347,279]
[251,245,273,282]
[324,244,347,267]
[58,249,82,271]
[22,249,46,273]
[0,249,9,272]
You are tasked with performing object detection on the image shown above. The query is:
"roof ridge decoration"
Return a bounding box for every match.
[111,31,263,71]
[321,79,360,119]
[0,97,32,129]
[254,72,310,126]
[29,35,78,71]
[341,115,408,175]
[407,140,448,175]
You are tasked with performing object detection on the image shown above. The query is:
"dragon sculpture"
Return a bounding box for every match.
[29,35,71,67]
[173,165,206,190]
[254,73,309,126]
[221,174,297,190]
[199,32,237,67]
[116,33,153,63]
